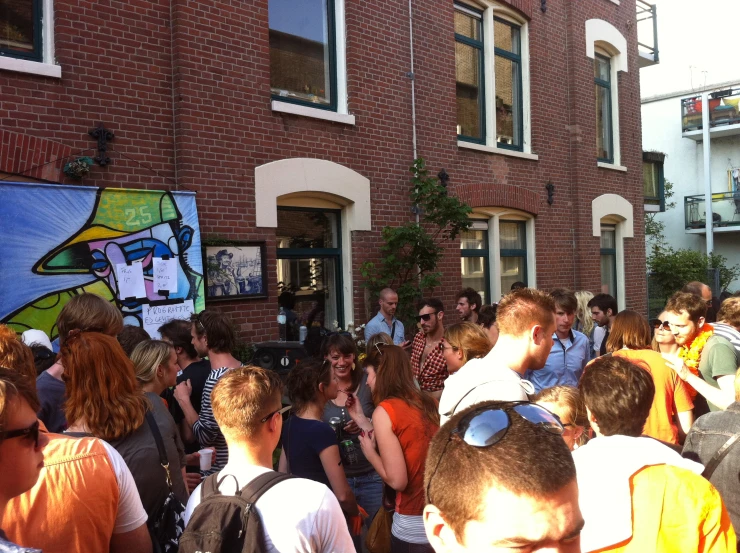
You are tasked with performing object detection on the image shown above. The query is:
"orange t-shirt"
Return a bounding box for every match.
[380,398,439,516]
[594,464,735,552]
[3,433,120,553]
[611,349,693,444]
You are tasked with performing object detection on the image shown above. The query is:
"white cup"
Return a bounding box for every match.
[199,448,213,471]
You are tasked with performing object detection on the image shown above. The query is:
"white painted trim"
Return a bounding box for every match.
[0,56,61,78]
[271,100,356,125]
[334,0,349,115]
[614,222,626,311]
[608,0,620,4]
[591,194,634,238]
[585,19,628,73]
[42,0,55,67]
[458,140,539,160]
[597,161,627,172]
[644,204,661,213]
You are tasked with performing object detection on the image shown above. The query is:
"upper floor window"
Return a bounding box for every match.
[595,54,613,163]
[269,0,337,111]
[455,2,530,153]
[1,0,42,62]
[643,151,665,211]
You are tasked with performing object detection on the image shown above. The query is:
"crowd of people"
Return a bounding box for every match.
[1,280,740,552]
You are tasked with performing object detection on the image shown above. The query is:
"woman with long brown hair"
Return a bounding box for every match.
[62,332,188,521]
[347,344,439,553]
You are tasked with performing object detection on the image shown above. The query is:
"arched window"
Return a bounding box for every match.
[592,194,634,310]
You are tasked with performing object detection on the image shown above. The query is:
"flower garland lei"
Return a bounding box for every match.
[678,323,713,397]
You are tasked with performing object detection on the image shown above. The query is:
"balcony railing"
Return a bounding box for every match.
[636,1,659,67]
[681,88,740,133]
[685,192,740,231]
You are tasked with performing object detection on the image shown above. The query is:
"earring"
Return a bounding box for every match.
[351,363,356,371]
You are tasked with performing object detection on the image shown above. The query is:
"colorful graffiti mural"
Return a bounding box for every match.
[0,182,205,343]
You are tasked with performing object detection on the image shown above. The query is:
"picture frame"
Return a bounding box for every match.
[203,241,267,300]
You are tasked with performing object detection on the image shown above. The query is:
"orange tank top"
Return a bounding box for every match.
[380,398,439,516]
[4,433,120,553]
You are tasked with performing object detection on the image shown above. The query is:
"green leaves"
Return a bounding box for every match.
[360,158,473,328]
[647,246,740,300]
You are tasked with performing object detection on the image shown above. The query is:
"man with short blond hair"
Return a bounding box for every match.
[183,366,353,552]
[438,289,556,424]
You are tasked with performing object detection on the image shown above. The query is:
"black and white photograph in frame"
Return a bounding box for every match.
[204,242,267,300]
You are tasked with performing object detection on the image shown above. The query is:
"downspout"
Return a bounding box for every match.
[408,0,420,224]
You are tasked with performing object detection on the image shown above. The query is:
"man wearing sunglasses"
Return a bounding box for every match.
[424,401,584,552]
[410,299,449,399]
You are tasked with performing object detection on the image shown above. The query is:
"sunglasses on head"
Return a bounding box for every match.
[260,405,292,423]
[415,311,438,322]
[0,420,41,448]
[650,319,671,331]
[426,402,563,502]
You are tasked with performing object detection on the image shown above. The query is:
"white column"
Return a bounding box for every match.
[702,93,714,254]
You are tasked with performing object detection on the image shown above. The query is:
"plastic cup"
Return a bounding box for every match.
[199,448,213,471]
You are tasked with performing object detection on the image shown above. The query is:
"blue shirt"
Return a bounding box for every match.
[526,330,590,393]
[364,311,405,345]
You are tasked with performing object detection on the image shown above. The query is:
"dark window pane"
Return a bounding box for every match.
[461,256,487,304]
[595,56,610,82]
[500,221,525,249]
[0,0,35,55]
[600,228,615,249]
[643,161,659,200]
[500,256,525,293]
[269,0,332,105]
[494,19,519,55]
[600,254,616,296]
[277,210,339,249]
[460,229,486,250]
[277,256,340,330]
[595,82,611,160]
[454,10,481,41]
[456,41,482,139]
[495,55,520,147]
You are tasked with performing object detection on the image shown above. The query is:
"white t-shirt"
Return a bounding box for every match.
[99,441,149,534]
[183,463,356,553]
[439,357,534,426]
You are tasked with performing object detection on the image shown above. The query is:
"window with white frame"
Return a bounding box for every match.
[454,1,530,153]
[600,225,617,298]
[594,54,613,163]
[460,210,536,301]
[0,0,58,77]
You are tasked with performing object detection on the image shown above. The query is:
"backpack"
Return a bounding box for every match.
[178,471,295,553]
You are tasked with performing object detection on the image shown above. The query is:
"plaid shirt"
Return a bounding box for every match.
[410,331,449,392]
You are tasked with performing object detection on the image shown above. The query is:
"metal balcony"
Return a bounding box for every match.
[682,88,740,140]
[637,1,659,68]
[685,192,740,233]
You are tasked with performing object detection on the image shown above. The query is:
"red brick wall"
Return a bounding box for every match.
[0,0,646,342]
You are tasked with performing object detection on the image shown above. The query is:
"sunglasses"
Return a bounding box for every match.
[415,311,438,322]
[260,405,292,423]
[426,403,563,502]
[0,420,41,448]
[650,319,671,331]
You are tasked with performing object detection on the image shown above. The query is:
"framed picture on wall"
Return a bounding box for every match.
[203,242,267,300]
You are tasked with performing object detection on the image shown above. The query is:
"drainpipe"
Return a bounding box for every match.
[702,92,714,255]
[408,0,417,165]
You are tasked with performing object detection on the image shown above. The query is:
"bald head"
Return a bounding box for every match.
[682,281,712,303]
[379,288,399,319]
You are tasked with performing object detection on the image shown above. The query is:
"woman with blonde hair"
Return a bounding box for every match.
[131,339,180,397]
[440,322,492,374]
[575,291,596,358]
[347,345,439,552]
[62,332,188,523]
[534,385,589,450]
[651,311,679,355]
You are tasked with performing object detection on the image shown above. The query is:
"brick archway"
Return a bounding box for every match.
[0,130,72,183]
[454,182,541,215]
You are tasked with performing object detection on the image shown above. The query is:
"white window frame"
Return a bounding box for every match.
[456,1,533,158]
[0,0,61,78]
[585,19,628,169]
[592,193,633,311]
[468,207,536,301]
[270,0,354,125]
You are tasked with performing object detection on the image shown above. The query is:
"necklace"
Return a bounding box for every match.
[678,323,714,398]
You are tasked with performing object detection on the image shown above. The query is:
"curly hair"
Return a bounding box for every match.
[285,357,333,414]
[0,325,36,385]
[62,332,148,441]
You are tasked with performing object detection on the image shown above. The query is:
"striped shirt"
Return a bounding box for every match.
[712,323,740,356]
[192,367,231,476]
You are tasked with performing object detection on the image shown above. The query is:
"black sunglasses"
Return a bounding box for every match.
[0,420,41,448]
[650,319,671,331]
[260,405,292,423]
[415,311,438,322]
[426,403,563,502]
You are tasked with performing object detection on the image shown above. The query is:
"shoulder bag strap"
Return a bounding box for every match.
[702,431,740,480]
[391,321,396,343]
[144,410,173,490]
[238,471,295,504]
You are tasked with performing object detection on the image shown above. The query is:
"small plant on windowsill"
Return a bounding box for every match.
[63,157,94,180]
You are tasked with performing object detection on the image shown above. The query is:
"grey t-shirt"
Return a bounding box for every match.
[322,374,376,476]
[698,335,740,412]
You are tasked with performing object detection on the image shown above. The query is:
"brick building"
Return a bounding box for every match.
[0,0,652,343]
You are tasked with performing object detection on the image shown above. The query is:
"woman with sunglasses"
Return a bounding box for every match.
[62,332,189,524]
[439,322,492,374]
[0,368,49,552]
[348,344,440,553]
[320,334,383,546]
[279,358,361,522]
[651,311,679,355]
[600,310,694,444]
[533,385,589,451]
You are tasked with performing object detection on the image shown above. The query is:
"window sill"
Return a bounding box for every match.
[457,141,539,161]
[597,161,627,172]
[0,56,61,78]
[271,100,355,125]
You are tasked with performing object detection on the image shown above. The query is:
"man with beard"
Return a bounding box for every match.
[662,292,739,415]
[364,287,407,346]
[411,298,448,399]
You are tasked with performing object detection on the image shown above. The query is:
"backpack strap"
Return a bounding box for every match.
[144,410,173,490]
[236,471,295,505]
[199,472,241,501]
[702,431,740,480]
